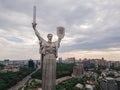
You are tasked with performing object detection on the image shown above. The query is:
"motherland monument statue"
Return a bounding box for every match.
[32,6,65,90]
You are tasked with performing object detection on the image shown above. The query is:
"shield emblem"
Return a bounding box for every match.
[57,26,65,39]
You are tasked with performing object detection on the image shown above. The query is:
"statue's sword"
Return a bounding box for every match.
[33,6,43,71]
[33,6,36,24]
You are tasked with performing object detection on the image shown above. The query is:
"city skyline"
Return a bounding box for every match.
[0,0,120,60]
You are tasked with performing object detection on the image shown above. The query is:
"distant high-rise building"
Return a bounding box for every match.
[28,59,35,68]
[114,61,120,68]
[64,57,76,64]
[4,59,10,65]
[97,57,107,67]
[4,59,9,62]
[83,59,91,70]
[58,57,62,63]
[72,62,84,78]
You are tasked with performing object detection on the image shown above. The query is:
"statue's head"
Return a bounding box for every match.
[47,33,53,41]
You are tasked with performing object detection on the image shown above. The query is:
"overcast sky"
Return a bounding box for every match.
[0,0,120,60]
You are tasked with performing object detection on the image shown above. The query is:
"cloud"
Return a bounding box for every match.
[0,0,120,60]
[59,49,120,61]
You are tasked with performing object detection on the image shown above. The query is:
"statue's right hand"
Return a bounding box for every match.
[32,23,37,29]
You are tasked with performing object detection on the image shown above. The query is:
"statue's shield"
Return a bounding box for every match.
[57,26,65,39]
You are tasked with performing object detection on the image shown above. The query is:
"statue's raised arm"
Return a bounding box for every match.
[32,23,44,42]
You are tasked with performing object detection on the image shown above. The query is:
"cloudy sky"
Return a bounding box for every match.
[0,0,120,60]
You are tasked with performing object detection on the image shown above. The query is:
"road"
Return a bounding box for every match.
[8,67,40,90]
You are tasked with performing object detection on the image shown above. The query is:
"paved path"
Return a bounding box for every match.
[8,67,40,90]
[56,76,72,84]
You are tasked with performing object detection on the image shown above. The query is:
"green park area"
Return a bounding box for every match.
[0,67,35,90]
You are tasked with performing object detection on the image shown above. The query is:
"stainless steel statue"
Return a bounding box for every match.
[32,6,65,90]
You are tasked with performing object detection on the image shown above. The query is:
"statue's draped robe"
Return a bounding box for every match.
[39,38,59,90]
[43,42,58,90]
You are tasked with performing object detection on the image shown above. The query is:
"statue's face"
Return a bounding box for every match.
[47,34,53,41]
